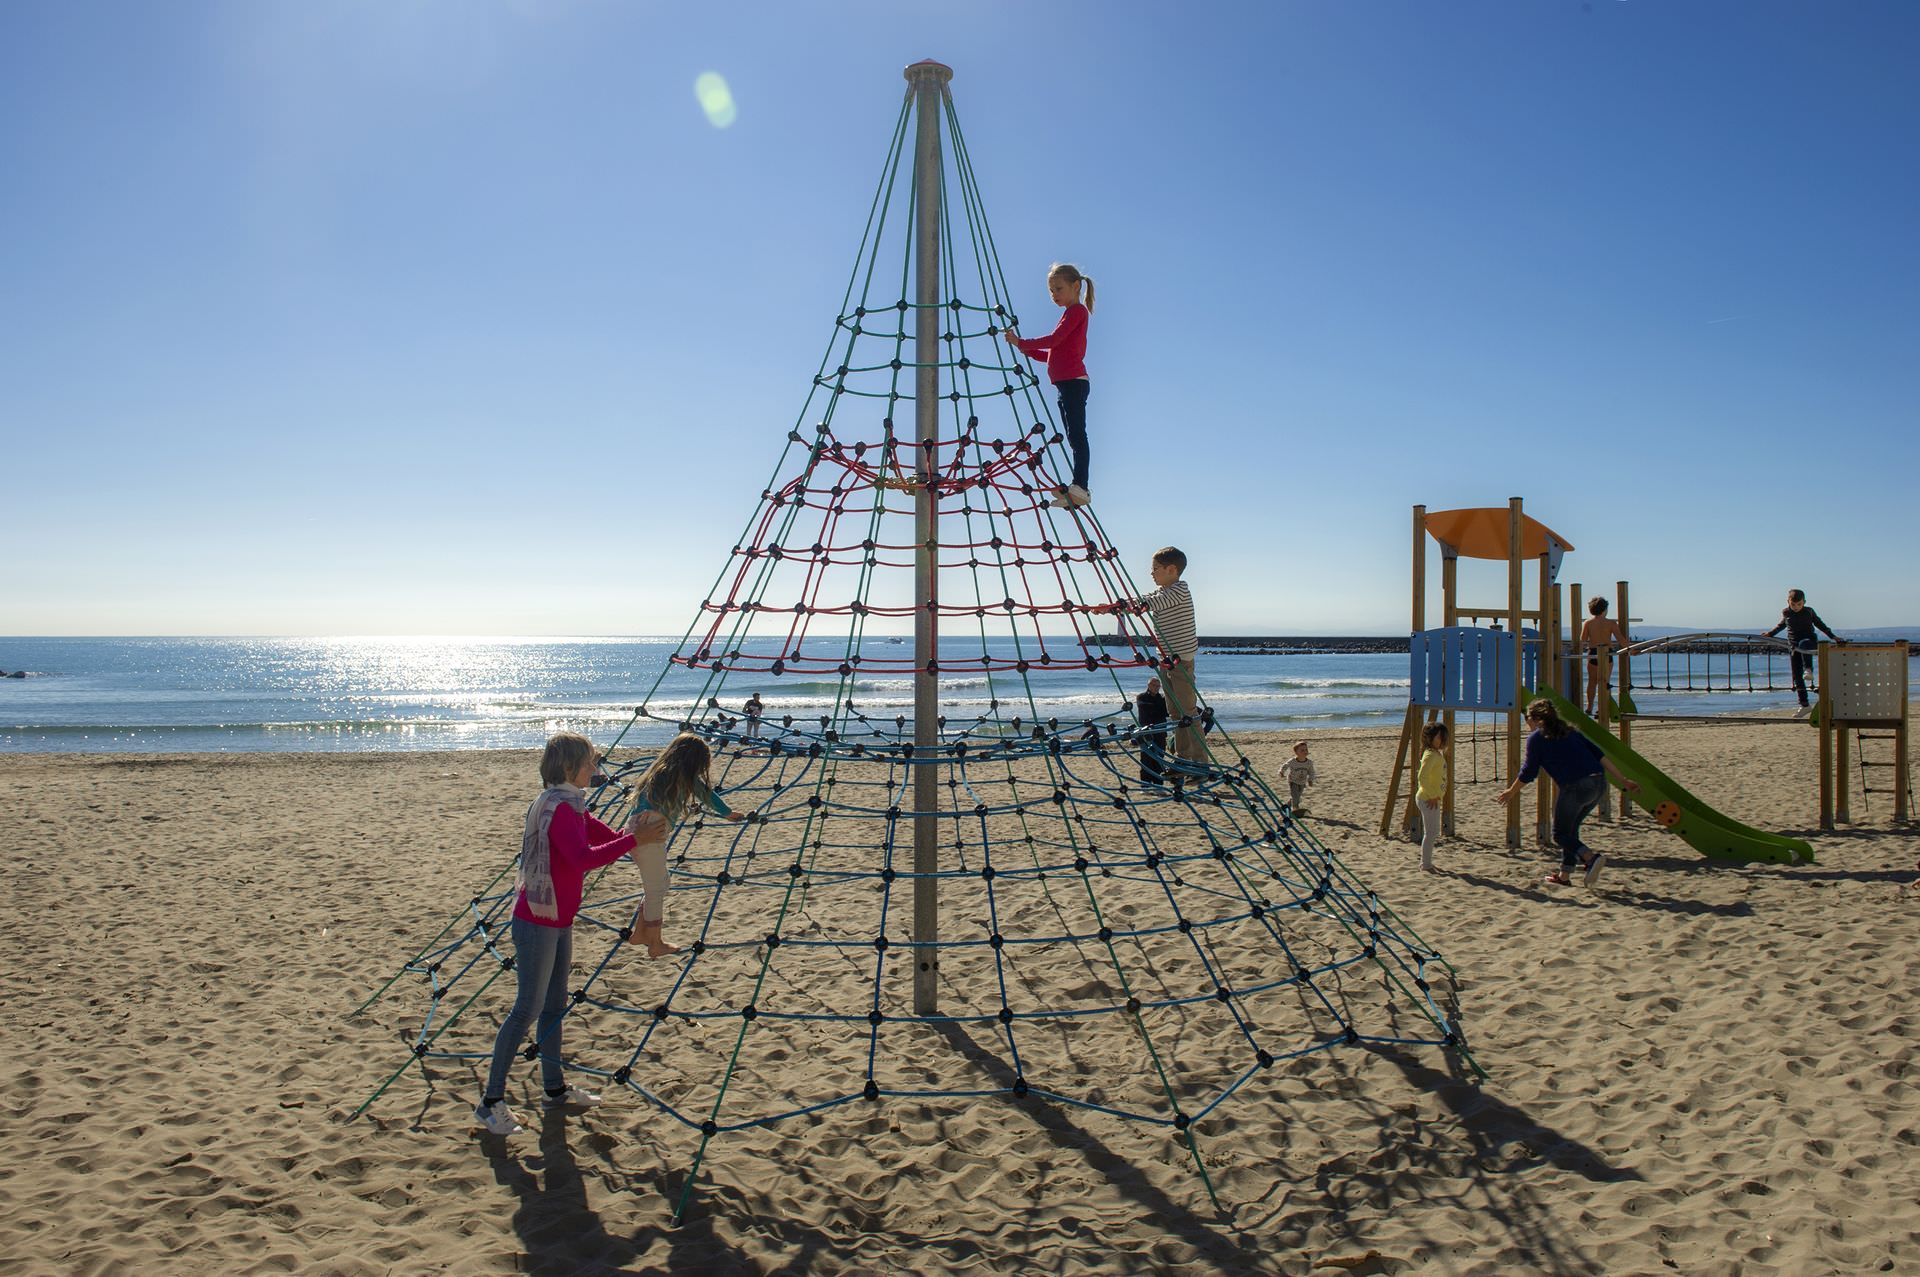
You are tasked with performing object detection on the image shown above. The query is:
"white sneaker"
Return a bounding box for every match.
[474,1101,521,1136]
[1582,853,1607,888]
[543,1085,601,1109]
[1065,484,1091,507]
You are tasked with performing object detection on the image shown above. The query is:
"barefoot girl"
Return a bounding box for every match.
[624,732,745,958]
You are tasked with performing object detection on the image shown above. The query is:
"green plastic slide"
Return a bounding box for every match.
[1526,688,1815,865]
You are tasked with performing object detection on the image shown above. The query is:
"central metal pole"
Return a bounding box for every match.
[906,58,950,1016]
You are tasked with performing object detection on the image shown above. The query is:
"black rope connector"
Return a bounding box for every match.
[873,936,888,952]
[741,1005,758,1021]
[868,1009,884,1027]
[571,988,586,1004]
[1178,919,1193,934]
[864,1080,880,1101]
[702,1120,719,1135]
[1344,1027,1360,1045]
[716,870,732,885]
[613,1066,632,1084]
[1074,857,1089,872]
[1256,1049,1274,1069]
[980,865,995,882]
[1173,1113,1190,1131]
[522,1044,540,1061]
[788,862,803,878]
[1126,996,1142,1015]
[989,933,1004,950]
[413,1043,429,1058]
[765,933,781,950]
[653,1005,671,1021]
[1012,1077,1029,1098]
[1098,926,1113,942]
[881,868,896,884]
[998,1007,1014,1025]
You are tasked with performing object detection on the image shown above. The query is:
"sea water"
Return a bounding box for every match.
[0,636,1900,754]
[0,636,1413,753]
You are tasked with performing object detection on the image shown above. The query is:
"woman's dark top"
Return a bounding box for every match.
[1518,729,1605,785]
[1135,690,1168,727]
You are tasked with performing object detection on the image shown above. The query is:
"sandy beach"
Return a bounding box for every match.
[3,720,1915,1276]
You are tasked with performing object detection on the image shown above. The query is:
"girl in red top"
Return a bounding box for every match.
[1004,262,1094,508]
[475,732,652,1137]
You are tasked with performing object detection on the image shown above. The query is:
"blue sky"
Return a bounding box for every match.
[2,0,1915,636]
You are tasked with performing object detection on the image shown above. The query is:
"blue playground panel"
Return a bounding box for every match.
[1409,627,1538,712]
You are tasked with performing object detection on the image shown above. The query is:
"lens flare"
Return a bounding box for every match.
[695,72,737,128]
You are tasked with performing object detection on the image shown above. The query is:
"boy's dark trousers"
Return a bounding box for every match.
[1790,642,1816,707]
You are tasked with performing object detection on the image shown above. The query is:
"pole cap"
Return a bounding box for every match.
[904,59,954,86]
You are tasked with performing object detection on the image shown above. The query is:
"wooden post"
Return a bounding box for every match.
[1568,582,1584,711]
[1506,497,1524,848]
[1441,550,1458,835]
[1412,506,1427,639]
[1836,694,1853,825]
[1896,640,1911,824]
[1381,705,1421,839]
[1534,553,1553,847]
[1616,580,1633,819]
[1818,641,1834,830]
[1400,504,1427,839]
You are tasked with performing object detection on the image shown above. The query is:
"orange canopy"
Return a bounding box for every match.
[1425,507,1574,562]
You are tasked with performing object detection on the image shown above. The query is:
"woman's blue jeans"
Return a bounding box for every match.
[484,916,571,1100]
[1552,773,1609,869]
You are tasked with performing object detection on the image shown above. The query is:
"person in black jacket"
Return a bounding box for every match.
[1763,588,1844,710]
[1135,677,1169,785]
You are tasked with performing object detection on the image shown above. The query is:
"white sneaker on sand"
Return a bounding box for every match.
[543,1085,601,1109]
[474,1101,521,1136]
[1582,853,1607,888]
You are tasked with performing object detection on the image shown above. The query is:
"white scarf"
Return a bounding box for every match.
[518,783,588,922]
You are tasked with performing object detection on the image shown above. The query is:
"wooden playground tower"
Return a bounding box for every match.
[1818,641,1911,828]
[1383,498,1585,848]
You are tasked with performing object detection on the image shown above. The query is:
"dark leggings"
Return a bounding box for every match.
[1056,378,1090,490]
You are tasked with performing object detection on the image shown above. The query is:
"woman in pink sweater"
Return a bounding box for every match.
[474,732,656,1137]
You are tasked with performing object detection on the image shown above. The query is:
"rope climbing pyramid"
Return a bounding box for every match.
[353,61,1471,1219]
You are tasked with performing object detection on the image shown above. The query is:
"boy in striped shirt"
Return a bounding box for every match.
[1100,547,1205,764]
